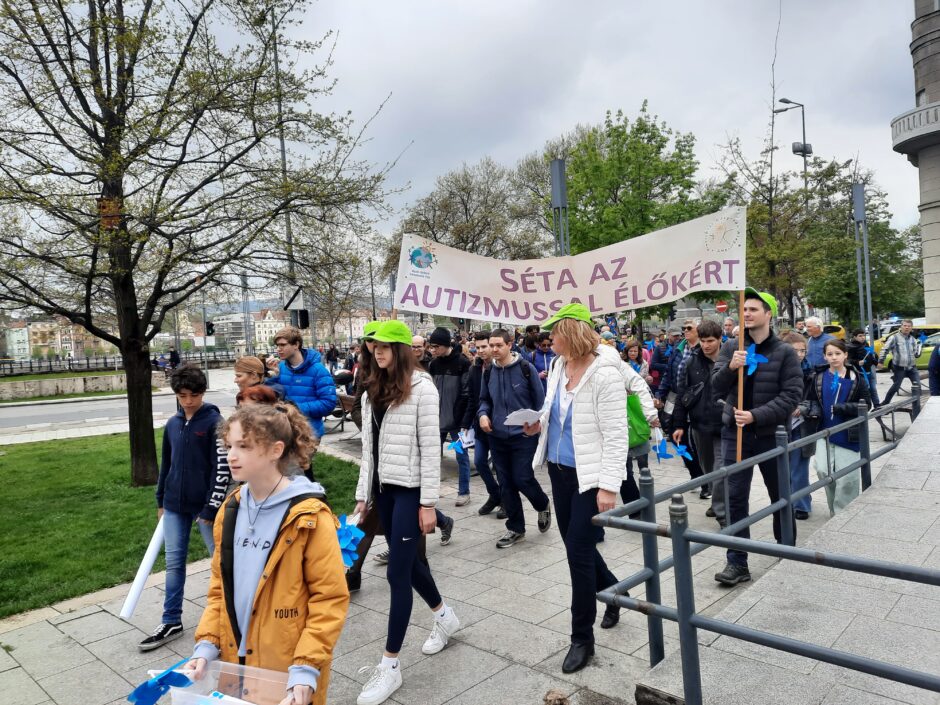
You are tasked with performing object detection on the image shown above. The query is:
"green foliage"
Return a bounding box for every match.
[0,431,359,618]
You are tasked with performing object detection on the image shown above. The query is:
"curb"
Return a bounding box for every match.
[0,390,177,407]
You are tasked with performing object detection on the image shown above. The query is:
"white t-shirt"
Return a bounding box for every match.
[557,367,575,422]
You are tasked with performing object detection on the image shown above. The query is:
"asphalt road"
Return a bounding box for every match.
[0,389,235,429]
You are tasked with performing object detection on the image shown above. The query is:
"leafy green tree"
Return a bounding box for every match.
[0,0,387,484]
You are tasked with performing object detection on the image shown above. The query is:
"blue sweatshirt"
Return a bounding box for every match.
[156,403,230,521]
[477,353,545,439]
[193,475,327,692]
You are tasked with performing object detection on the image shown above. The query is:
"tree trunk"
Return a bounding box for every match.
[125,339,159,486]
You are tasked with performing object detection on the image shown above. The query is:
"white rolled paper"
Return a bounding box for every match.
[120,517,165,619]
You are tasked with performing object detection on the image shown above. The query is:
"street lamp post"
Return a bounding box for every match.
[773,98,812,213]
[368,258,377,319]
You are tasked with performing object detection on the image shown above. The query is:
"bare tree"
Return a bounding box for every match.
[0,0,388,484]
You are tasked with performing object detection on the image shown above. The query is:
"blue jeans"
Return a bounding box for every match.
[789,447,812,513]
[490,434,548,534]
[866,371,880,406]
[473,429,500,502]
[162,509,215,624]
[442,430,471,496]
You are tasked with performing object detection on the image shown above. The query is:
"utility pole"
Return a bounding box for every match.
[201,289,209,384]
[368,258,377,319]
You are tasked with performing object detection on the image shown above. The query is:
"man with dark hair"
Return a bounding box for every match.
[528,331,556,391]
[428,326,473,507]
[168,346,181,369]
[462,330,502,516]
[672,320,726,522]
[878,319,922,405]
[412,334,432,371]
[659,319,705,491]
[794,318,809,338]
[143,364,229,650]
[479,328,551,549]
[266,325,336,438]
[711,289,803,586]
[847,328,879,407]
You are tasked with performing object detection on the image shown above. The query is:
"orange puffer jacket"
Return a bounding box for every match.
[195,487,349,705]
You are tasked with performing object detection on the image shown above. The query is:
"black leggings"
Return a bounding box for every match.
[374,485,443,653]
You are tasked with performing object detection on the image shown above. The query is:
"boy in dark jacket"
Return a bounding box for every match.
[710,289,803,586]
[846,328,880,406]
[428,326,472,506]
[142,365,230,651]
[461,330,502,516]
[478,329,551,549]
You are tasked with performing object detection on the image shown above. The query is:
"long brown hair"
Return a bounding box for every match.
[366,342,416,408]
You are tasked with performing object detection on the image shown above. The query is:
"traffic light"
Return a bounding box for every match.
[205,321,215,336]
[298,310,310,329]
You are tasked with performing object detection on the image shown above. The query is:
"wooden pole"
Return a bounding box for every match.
[736,289,745,462]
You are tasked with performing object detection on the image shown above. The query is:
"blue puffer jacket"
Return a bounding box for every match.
[156,403,231,520]
[268,349,337,437]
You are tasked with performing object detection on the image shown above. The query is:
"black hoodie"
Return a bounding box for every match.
[428,346,470,431]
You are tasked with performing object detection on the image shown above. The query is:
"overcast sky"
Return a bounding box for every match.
[299,0,919,232]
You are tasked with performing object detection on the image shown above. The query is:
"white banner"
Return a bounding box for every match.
[394,207,746,325]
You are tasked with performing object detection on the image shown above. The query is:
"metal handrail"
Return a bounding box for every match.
[592,396,940,702]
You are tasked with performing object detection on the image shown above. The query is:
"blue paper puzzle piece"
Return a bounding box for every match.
[127,657,192,705]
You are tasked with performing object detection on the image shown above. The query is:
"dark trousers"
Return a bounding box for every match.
[473,430,501,502]
[375,485,443,654]
[620,452,647,506]
[883,366,920,404]
[549,462,618,646]
[692,428,726,520]
[489,434,548,534]
[347,495,429,577]
[720,429,796,567]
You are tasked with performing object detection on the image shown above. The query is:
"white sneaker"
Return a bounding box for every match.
[357,662,402,705]
[422,608,460,655]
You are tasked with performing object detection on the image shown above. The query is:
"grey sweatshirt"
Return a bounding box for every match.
[193,475,327,692]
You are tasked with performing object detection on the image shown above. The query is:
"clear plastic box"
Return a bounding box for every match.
[153,661,289,705]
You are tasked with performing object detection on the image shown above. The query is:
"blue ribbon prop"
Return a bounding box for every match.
[645,340,655,352]
[671,441,693,461]
[447,438,465,454]
[919,332,928,345]
[864,345,875,357]
[654,437,673,462]
[337,515,366,569]
[745,343,769,376]
[127,657,193,705]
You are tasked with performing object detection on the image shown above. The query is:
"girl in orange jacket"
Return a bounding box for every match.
[187,402,349,705]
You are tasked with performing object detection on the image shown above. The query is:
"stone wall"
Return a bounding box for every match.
[0,374,127,400]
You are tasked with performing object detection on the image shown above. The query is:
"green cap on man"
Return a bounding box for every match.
[744,287,778,318]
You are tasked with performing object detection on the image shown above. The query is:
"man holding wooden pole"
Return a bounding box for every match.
[710,288,804,586]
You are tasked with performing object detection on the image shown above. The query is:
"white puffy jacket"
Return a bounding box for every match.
[533,344,629,493]
[356,370,441,507]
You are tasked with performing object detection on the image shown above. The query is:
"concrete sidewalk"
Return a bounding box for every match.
[0,392,911,705]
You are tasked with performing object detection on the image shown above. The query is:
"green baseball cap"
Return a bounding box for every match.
[362,320,381,340]
[542,303,594,331]
[744,287,778,318]
[372,320,412,345]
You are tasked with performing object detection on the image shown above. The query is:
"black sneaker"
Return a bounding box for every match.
[537,507,552,533]
[795,510,810,520]
[699,488,712,500]
[440,515,454,546]
[496,507,507,520]
[478,497,500,516]
[346,571,361,593]
[714,563,751,586]
[373,549,389,565]
[705,507,716,517]
[496,530,525,548]
[139,623,183,651]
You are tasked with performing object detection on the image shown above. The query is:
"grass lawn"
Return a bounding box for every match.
[0,432,359,619]
[0,369,125,382]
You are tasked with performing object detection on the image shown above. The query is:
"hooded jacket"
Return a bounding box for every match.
[428,346,470,432]
[533,344,629,493]
[461,357,487,430]
[528,348,557,390]
[671,346,722,435]
[477,352,545,439]
[193,485,348,705]
[268,349,337,437]
[356,371,441,507]
[800,366,872,448]
[156,403,230,521]
[711,331,804,437]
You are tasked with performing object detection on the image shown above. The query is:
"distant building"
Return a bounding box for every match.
[253,308,291,351]
[5,323,29,360]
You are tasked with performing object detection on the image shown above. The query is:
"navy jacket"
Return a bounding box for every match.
[527,348,557,391]
[156,403,231,520]
[267,348,337,437]
[930,346,940,396]
[477,354,545,439]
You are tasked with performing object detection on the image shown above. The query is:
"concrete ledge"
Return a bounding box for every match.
[635,399,940,705]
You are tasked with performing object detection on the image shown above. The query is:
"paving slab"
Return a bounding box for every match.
[445,662,577,705]
[0,667,49,705]
[37,661,131,705]
[457,613,570,668]
[1,621,96,681]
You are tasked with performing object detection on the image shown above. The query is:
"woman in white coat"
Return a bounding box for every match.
[524,304,629,674]
[353,320,460,705]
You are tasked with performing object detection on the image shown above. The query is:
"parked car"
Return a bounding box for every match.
[823,324,845,340]
[882,331,940,370]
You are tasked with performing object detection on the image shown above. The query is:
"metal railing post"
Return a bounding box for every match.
[912,380,922,420]
[774,425,795,546]
[669,494,702,705]
[639,466,665,666]
[858,401,873,491]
